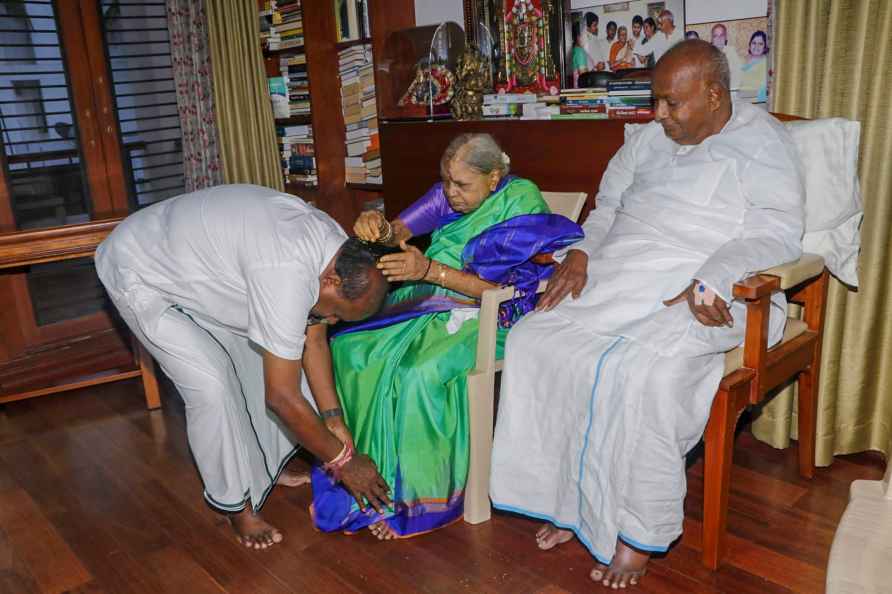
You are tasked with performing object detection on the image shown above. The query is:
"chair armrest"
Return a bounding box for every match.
[474,279,551,372]
[760,253,825,290]
[475,286,517,373]
[733,275,781,300]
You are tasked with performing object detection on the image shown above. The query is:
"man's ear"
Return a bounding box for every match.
[706,82,723,111]
[320,269,342,289]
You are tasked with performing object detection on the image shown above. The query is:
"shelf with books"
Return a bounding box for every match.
[253,0,415,228]
[260,0,317,190]
[345,182,383,192]
[274,114,312,126]
[335,37,373,51]
[338,43,382,186]
[334,0,371,43]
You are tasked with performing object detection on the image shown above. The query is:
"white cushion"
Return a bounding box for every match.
[785,118,863,287]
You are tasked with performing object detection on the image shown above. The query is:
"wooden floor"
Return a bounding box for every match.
[0,380,883,594]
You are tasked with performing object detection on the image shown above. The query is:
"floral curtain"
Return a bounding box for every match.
[166,0,223,191]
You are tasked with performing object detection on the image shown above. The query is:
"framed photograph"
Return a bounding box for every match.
[464,0,568,93]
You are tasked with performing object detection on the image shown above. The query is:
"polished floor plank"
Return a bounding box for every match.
[0,380,885,594]
[0,486,92,594]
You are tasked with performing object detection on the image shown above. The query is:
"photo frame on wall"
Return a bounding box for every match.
[684,0,770,104]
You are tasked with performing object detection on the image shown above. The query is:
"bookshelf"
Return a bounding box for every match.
[258,0,415,228]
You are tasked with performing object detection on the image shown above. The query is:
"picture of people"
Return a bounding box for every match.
[685,17,769,103]
[569,0,685,81]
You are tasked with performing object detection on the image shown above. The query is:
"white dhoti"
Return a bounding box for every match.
[491,304,755,562]
[98,264,314,513]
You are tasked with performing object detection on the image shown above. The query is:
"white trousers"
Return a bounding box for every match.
[99,269,313,513]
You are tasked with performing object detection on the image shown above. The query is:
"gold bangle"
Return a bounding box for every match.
[379,220,394,243]
[438,262,448,286]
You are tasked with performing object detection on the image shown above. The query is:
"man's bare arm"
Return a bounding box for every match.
[263,350,343,462]
[302,324,354,448]
[263,349,391,511]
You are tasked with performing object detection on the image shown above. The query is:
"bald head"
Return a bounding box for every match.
[651,40,732,145]
[657,39,731,92]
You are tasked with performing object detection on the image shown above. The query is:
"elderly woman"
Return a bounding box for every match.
[311,133,582,539]
[609,26,636,71]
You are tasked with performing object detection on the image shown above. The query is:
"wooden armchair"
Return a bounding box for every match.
[703,253,828,568]
[462,211,829,572]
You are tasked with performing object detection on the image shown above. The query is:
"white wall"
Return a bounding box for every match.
[684,0,767,24]
[414,0,464,28]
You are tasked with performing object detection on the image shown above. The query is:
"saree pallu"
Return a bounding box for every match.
[311,178,574,537]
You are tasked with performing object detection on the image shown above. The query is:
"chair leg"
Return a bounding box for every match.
[702,388,738,570]
[797,366,818,479]
[464,369,495,524]
[134,338,162,410]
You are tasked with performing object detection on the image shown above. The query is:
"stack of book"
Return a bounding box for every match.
[258,0,304,51]
[554,87,610,119]
[482,93,540,119]
[280,52,310,116]
[334,0,371,42]
[339,44,380,185]
[275,0,304,49]
[279,123,317,187]
[606,79,653,119]
[258,1,279,50]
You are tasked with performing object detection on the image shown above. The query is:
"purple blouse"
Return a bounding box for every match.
[397,176,516,236]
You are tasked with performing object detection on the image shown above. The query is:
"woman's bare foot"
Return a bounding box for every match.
[368,520,397,541]
[228,509,284,550]
[276,469,310,487]
[535,523,574,550]
[590,539,649,589]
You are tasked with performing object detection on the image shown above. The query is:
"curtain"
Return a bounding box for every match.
[166,0,223,191]
[753,0,892,466]
[204,0,283,191]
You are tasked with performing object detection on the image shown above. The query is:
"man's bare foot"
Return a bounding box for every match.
[535,523,574,550]
[368,520,397,541]
[590,539,649,589]
[276,469,310,487]
[228,508,284,550]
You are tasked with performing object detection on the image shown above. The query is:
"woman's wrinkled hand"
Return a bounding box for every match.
[376,240,430,282]
[354,210,389,242]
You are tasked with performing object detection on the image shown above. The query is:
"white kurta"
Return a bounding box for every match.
[582,29,609,71]
[96,184,347,512]
[490,102,804,563]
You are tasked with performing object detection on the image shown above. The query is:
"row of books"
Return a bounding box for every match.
[480,79,654,121]
[557,80,653,119]
[267,54,311,119]
[259,0,304,51]
[279,123,318,187]
[335,0,371,43]
[339,45,381,185]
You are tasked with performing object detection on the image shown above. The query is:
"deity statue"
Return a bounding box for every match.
[450,44,492,120]
[496,0,559,95]
[398,63,455,107]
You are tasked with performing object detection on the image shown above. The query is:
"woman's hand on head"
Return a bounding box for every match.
[354,210,388,242]
[376,240,430,282]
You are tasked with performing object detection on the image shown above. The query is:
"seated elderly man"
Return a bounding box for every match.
[490,40,804,588]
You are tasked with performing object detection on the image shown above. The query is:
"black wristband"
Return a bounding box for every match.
[320,407,343,420]
[423,257,433,280]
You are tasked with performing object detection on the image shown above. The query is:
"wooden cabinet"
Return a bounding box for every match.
[380,118,634,219]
